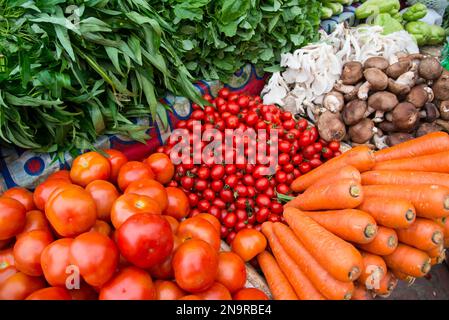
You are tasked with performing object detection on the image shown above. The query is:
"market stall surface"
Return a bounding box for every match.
[381,263,449,300]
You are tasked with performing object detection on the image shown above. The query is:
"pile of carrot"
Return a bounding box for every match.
[258,132,449,300]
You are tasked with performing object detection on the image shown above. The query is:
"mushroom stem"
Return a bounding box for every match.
[358,81,371,100]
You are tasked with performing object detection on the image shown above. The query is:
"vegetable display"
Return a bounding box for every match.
[263,132,449,300]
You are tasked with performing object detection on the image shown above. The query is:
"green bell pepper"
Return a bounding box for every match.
[321,6,334,19]
[374,13,404,34]
[403,3,428,22]
[405,21,431,46]
[355,0,401,19]
[428,25,446,45]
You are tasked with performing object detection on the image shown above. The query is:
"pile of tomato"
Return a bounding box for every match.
[158,89,341,244]
[0,150,269,300]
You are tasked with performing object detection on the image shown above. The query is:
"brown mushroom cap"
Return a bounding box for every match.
[438,100,449,120]
[418,57,443,80]
[317,111,346,142]
[388,78,411,96]
[342,100,367,126]
[363,68,388,91]
[386,60,411,79]
[368,91,398,111]
[348,119,375,144]
[433,70,449,101]
[406,85,430,109]
[364,57,389,71]
[391,102,420,131]
[422,103,440,122]
[387,133,414,146]
[323,91,345,113]
[341,62,364,85]
[378,121,396,133]
[416,122,443,137]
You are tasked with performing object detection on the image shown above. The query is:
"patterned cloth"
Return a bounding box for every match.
[0,65,267,191]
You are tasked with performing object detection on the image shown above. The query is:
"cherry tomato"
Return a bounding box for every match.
[111,193,161,229]
[13,230,53,276]
[211,180,224,192]
[117,161,155,191]
[70,152,111,187]
[187,193,199,207]
[197,282,232,300]
[328,141,341,152]
[70,231,119,287]
[144,153,175,185]
[125,179,168,211]
[3,187,35,212]
[231,229,267,262]
[45,184,97,237]
[181,176,194,190]
[85,180,120,221]
[216,252,246,293]
[321,147,334,159]
[310,158,323,168]
[33,178,71,211]
[255,177,269,192]
[90,220,112,237]
[0,197,26,240]
[164,187,190,220]
[226,231,237,244]
[173,239,218,293]
[0,271,46,300]
[117,213,173,269]
[268,214,281,223]
[233,288,269,300]
[270,201,283,215]
[99,266,156,300]
[16,210,50,238]
[155,280,186,300]
[299,162,312,174]
[255,194,271,208]
[296,119,308,131]
[333,151,342,157]
[276,183,290,195]
[197,200,211,212]
[256,207,270,223]
[225,115,239,129]
[218,88,231,99]
[177,217,220,252]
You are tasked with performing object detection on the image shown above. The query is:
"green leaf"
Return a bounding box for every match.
[54,25,76,61]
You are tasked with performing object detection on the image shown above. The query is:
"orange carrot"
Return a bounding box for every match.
[396,218,444,251]
[373,271,398,296]
[374,151,449,173]
[309,165,361,189]
[357,226,398,256]
[357,197,415,229]
[351,284,373,300]
[283,207,363,282]
[430,250,446,266]
[257,251,298,300]
[291,146,375,192]
[362,170,449,189]
[436,217,449,248]
[391,270,416,285]
[301,209,377,244]
[358,251,387,291]
[273,222,354,300]
[374,132,449,162]
[286,179,363,211]
[384,244,431,278]
[261,223,325,300]
[363,184,449,219]
[427,244,444,258]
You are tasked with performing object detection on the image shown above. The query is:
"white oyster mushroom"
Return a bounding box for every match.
[261,72,288,106]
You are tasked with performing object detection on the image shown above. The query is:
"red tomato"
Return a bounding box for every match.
[13,230,53,276]
[164,187,190,220]
[117,161,155,191]
[111,193,162,229]
[231,229,267,262]
[328,141,341,152]
[177,217,220,252]
[117,213,173,269]
[0,248,14,269]
[85,180,120,221]
[197,282,232,300]
[173,239,218,293]
[155,280,186,300]
[0,266,18,283]
[0,197,26,240]
[0,238,12,250]
[70,152,111,187]
[144,153,175,185]
[125,179,168,212]
[194,214,221,234]
[3,187,35,211]
[179,295,203,300]
[47,170,71,182]
[163,215,180,234]
[45,184,97,237]
[99,266,156,300]
[16,210,50,239]
[69,231,119,287]
[233,288,269,300]
[68,282,98,300]
[90,220,112,237]
[0,272,46,300]
[148,235,181,280]
[105,149,128,182]
[33,178,71,211]
[216,252,246,293]
[26,287,72,300]
[41,238,73,287]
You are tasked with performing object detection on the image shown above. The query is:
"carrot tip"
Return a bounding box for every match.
[349,185,361,198]
[344,292,352,300]
[349,266,361,281]
[422,260,432,274]
[364,224,377,239]
[444,197,449,210]
[405,209,415,222]
[387,236,397,248]
[432,231,444,245]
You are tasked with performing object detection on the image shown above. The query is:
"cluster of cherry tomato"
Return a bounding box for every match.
[158,88,341,244]
[0,150,269,300]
